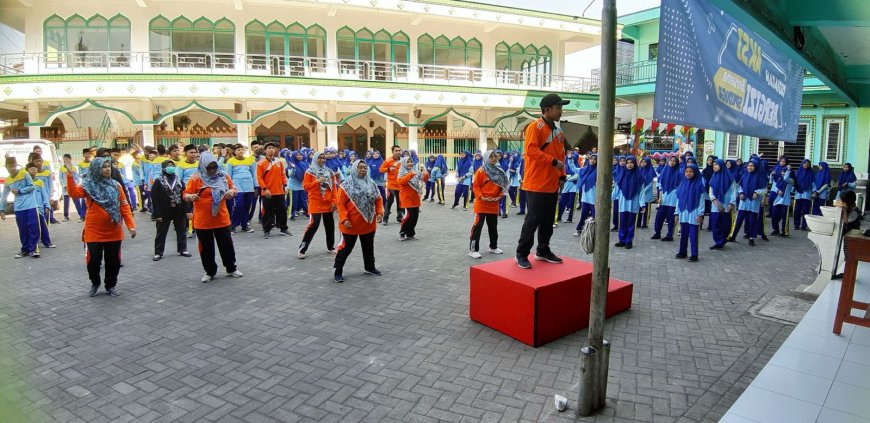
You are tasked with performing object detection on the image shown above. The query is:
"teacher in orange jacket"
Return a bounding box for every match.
[379,145,404,224]
[298,152,339,259]
[65,157,137,297]
[333,159,384,282]
[515,93,568,269]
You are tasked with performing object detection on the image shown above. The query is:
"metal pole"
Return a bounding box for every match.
[579,0,616,416]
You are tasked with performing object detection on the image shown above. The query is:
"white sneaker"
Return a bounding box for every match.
[488,248,503,254]
[227,270,244,278]
[328,249,337,255]
[468,251,482,259]
[297,251,306,259]
[201,274,213,283]
[573,231,581,237]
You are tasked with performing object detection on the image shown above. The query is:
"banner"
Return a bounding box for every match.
[654,0,804,142]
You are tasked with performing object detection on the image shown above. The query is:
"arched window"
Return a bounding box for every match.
[148,15,236,68]
[245,20,326,74]
[493,41,552,82]
[335,27,410,64]
[418,34,482,68]
[43,14,131,67]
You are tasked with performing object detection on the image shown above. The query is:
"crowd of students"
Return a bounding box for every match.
[1,138,863,294]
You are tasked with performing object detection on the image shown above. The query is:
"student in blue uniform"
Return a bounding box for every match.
[770,161,794,237]
[729,158,766,246]
[29,155,55,248]
[700,155,717,230]
[288,149,309,220]
[368,149,386,201]
[423,155,437,202]
[611,155,625,232]
[516,155,527,215]
[452,151,473,210]
[574,154,597,235]
[428,156,445,204]
[0,157,42,258]
[555,155,579,225]
[226,144,257,232]
[614,155,644,249]
[708,159,735,250]
[675,163,706,262]
[811,161,830,216]
[651,155,681,241]
[835,162,857,200]
[507,152,520,209]
[792,159,814,231]
[637,156,656,228]
[60,154,85,221]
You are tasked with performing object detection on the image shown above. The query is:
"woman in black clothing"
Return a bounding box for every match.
[151,160,192,261]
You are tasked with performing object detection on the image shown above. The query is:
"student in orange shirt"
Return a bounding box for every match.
[332,159,385,282]
[379,145,404,225]
[515,93,568,269]
[298,152,338,258]
[397,156,429,240]
[65,157,137,297]
[183,152,243,283]
[256,142,290,238]
[469,150,509,259]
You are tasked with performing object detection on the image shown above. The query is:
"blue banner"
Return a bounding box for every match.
[654,0,804,142]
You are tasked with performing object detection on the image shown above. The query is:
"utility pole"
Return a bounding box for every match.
[578,0,616,416]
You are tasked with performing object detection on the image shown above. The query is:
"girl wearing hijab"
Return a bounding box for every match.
[508,152,521,208]
[469,151,483,204]
[432,154,448,205]
[397,156,429,240]
[811,162,831,215]
[368,149,387,200]
[469,150,509,258]
[333,159,384,282]
[288,150,309,221]
[792,159,814,231]
[66,158,137,297]
[555,153,579,225]
[835,162,857,200]
[675,163,706,261]
[298,152,339,258]
[700,155,718,230]
[574,154,597,235]
[452,151,473,210]
[615,156,644,249]
[498,151,512,218]
[768,156,789,213]
[423,155,437,201]
[652,155,681,241]
[611,155,624,232]
[637,156,656,228]
[708,159,735,250]
[729,159,766,246]
[770,161,794,237]
[517,155,527,215]
[183,153,241,283]
[150,160,192,261]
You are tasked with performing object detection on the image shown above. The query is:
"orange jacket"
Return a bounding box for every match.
[335,185,384,235]
[183,174,235,230]
[303,172,337,214]
[379,157,401,190]
[66,174,135,243]
[257,157,287,195]
[397,170,429,209]
[522,117,567,193]
[472,168,504,215]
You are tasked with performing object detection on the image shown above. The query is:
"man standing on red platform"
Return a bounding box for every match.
[515,93,569,269]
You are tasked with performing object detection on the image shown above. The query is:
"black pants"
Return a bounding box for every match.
[299,212,335,253]
[154,210,188,256]
[262,194,288,232]
[384,189,403,220]
[86,241,122,289]
[516,191,558,257]
[333,231,376,274]
[196,226,237,276]
[470,213,498,252]
[400,207,420,238]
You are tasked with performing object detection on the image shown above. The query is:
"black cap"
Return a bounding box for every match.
[540,93,570,110]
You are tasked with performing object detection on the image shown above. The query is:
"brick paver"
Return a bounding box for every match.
[0,198,819,422]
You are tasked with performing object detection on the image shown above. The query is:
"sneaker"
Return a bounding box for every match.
[231,227,238,234]
[709,245,723,250]
[748,239,756,246]
[89,285,99,297]
[463,207,467,211]
[761,235,770,242]
[63,217,70,222]
[407,236,418,241]
[534,252,563,264]
[516,211,525,215]
[688,256,699,262]
[32,252,40,258]
[334,273,344,283]
[382,220,389,226]
[297,251,306,259]
[153,254,162,261]
[201,274,213,283]
[488,247,503,254]
[573,231,581,237]
[227,270,244,278]
[364,268,382,276]
[187,233,195,239]
[615,242,626,247]
[553,223,558,228]
[47,244,56,248]
[328,249,337,255]
[400,234,407,241]
[661,237,674,242]
[179,251,192,257]
[14,252,28,259]
[243,227,254,233]
[625,243,633,250]
[515,255,532,269]
[280,230,292,236]
[469,251,482,259]
[106,288,120,297]
[264,231,271,239]
[650,234,661,240]
[675,253,688,259]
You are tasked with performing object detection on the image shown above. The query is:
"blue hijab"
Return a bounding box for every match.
[292,151,309,181]
[676,164,705,212]
[578,154,597,190]
[639,156,655,185]
[434,154,448,175]
[82,157,121,223]
[368,150,385,180]
[659,157,683,193]
[726,159,740,183]
[325,149,343,172]
[615,156,643,198]
[794,159,814,193]
[425,155,437,172]
[499,151,511,171]
[198,152,229,217]
[702,155,717,189]
[773,155,789,176]
[814,162,830,190]
[740,159,766,194]
[409,150,419,166]
[838,163,857,187]
[709,159,734,202]
[456,151,472,176]
[472,151,483,171]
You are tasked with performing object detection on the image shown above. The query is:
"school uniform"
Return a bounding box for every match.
[226,156,257,230]
[257,156,289,234]
[731,162,767,242]
[575,161,596,232]
[470,166,505,253]
[380,157,404,221]
[183,169,238,278]
[771,170,794,235]
[675,165,706,260]
[811,162,831,216]
[397,161,429,239]
[556,164,579,223]
[333,168,384,276]
[615,160,643,248]
[453,152,473,209]
[652,163,681,240]
[299,157,338,254]
[287,158,308,219]
[151,173,190,257]
[60,165,85,220]
[707,160,736,249]
[1,171,41,256]
[793,160,814,230]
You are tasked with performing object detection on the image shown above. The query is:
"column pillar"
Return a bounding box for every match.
[326,103,338,149]
[27,102,41,139]
[316,110,327,150]
[141,126,155,147]
[385,118,395,149]
[478,128,488,153]
[407,108,418,152]
[236,123,250,147]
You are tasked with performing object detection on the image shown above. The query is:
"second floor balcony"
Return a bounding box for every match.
[609,60,824,92]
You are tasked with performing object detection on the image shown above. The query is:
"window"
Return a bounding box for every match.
[823,118,844,163]
[244,20,326,74]
[334,27,409,79]
[725,133,740,159]
[648,43,658,61]
[494,41,552,83]
[782,122,809,160]
[43,14,131,67]
[148,15,236,68]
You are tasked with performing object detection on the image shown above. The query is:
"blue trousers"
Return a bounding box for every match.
[518,189,527,213]
[755,205,767,236]
[138,184,149,212]
[63,194,84,219]
[16,209,40,254]
[453,184,469,208]
[508,186,518,206]
[734,210,758,239]
[499,195,507,216]
[423,181,435,200]
[38,211,52,246]
[811,197,824,216]
[794,198,810,229]
[710,212,730,247]
[637,202,651,227]
[557,192,576,222]
[653,204,675,238]
[771,204,788,234]
[126,185,138,211]
[251,187,261,223]
[618,211,637,244]
[576,203,595,231]
[377,185,386,200]
[611,199,620,229]
[232,191,256,229]
[678,222,699,257]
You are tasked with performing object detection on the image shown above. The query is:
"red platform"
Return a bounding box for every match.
[469,257,633,347]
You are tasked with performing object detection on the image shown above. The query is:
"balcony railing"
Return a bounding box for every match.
[612,60,658,87]
[0,51,598,94]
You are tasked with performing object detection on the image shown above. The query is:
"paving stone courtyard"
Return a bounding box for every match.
[0,199,822,422]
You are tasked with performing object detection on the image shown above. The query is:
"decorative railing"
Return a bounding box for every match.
[0,51,598,94]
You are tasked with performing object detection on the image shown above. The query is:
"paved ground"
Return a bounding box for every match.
[0,196,823,422]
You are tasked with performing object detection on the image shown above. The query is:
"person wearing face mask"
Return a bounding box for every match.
[150,160,192,261]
